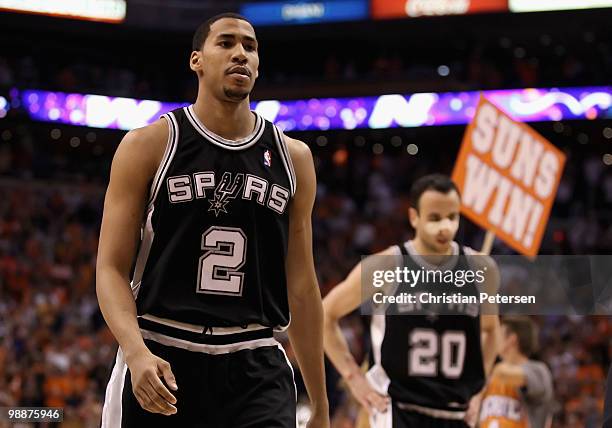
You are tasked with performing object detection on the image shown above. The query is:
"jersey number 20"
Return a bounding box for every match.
[409,328,466,379]
[197,226,247,296]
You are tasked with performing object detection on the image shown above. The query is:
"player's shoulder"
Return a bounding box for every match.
[463,245,498,271]
[281,136,314,194]
[361,245,402,271]
[378,244,403,257]
[112,118,169,177]
[283,135,312,165]
[122,118,169,148]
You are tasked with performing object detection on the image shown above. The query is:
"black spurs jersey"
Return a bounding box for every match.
[131,106,295,330]
[371,241,485,411]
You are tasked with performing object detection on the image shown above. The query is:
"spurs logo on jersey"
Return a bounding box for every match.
[209,172,244,216]
[167,171,291,216]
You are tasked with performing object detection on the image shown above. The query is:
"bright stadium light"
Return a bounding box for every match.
[0,0,127,23]
[509,0,612,12]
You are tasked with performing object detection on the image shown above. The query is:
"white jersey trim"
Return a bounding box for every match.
[369,401,393,428]
[184,105,265,151]
[147,112,179,209]
[131,208,154,299]
[101,347,127,428]
[368,314,392,428]
[370,314,386,366]
[396,402,467,420]
[272,124,296,197]
[139,314,270,335]
[276,343,299,428]
[274,313,291,332]
[139,329,279,355]
[276,343,298,402]
[132,112,178,299]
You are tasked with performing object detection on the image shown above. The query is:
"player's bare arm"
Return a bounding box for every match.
[322,247,397,414]
[477,253,501,375]
[284,136,330,428]
[96,119,178,416]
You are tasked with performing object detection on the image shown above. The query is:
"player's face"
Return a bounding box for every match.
[193,18,259,102]
[410,189,460,254]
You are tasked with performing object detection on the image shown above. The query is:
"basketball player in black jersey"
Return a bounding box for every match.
[96,13,329,428]
[323,174,500,428]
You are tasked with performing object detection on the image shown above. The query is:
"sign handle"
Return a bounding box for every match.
[481,230,495,255]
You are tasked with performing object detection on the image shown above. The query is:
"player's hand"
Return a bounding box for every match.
[125,348,178,416]
[464,392,483,427]
[306,404,330,428]
[346,372,390,415]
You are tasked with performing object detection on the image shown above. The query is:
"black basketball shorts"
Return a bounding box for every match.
[101,320,297,428]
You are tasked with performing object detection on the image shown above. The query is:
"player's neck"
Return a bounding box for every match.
[192,95,255,141]
[410,238,453,265]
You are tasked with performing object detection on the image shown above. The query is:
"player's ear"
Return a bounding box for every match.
[190,50,203,73]
[409,207,418,229]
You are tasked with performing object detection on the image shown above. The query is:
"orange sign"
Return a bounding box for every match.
[451,97,566,257]
[372,0,508,19]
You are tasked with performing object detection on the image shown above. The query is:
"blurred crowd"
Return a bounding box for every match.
[0,26,610,101]
[0,126,610,426]
[0,181,108,427]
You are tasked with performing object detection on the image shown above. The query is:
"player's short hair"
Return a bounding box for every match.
[192,12,251,51]
[408,174,460,212]
[502,316,538,356]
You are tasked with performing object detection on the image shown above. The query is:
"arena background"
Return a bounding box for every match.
[0,1,611,427]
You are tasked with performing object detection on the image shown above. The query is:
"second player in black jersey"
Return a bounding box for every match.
[378,241,485,411]
[97,12,329,428]
[323,174,500,428]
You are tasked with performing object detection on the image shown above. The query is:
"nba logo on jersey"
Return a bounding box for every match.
[264,150,272,167]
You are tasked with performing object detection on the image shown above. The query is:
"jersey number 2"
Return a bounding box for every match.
[409,329,466,379]
[197,226,247,296]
